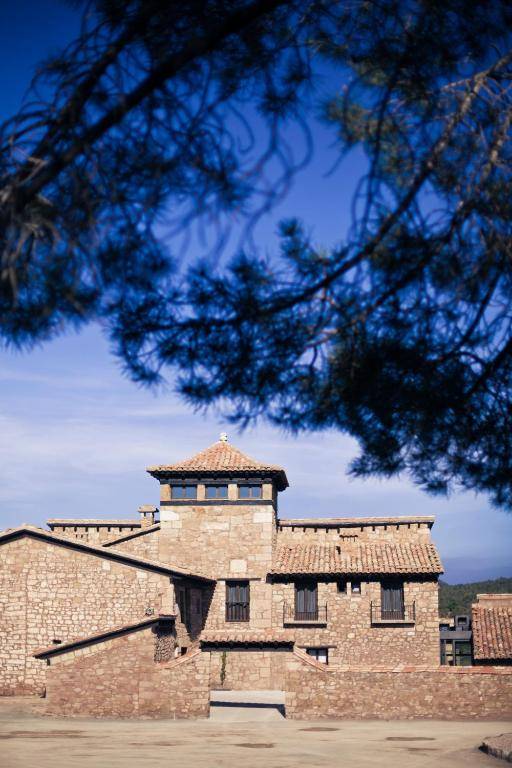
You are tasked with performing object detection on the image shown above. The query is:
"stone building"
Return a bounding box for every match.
[1,435,511,719]
[472,594,512,666]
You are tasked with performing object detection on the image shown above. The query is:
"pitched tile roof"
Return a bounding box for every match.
[271,542,443,576]
[472,604,512,660]
[147,437,288,489]
[201,629,295,645]
[0,525,213,583]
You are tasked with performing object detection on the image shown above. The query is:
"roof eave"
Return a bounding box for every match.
[270,569,443,578]
[147,466,289,490]
[278,516,435,528]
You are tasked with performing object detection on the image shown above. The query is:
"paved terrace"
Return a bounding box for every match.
[0,697,508,768]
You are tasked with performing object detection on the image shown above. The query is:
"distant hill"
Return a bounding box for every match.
[439,577,512,617]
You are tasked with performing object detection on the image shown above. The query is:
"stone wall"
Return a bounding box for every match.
[285,658,512,720]
[107,530,160,561]
[209,648,288,690]
[159,497,277,635]
[272,577,439,668]
[0,536,173,695]
[277,520,433,544]
[159,500,275,582]
[45,627,210,718]
[157,649,211,718]
[48,523,140,544]
[205,579,273,632]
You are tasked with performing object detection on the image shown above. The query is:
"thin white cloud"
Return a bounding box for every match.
[1,326,511,582]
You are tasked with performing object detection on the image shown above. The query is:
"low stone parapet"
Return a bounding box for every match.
[285,658,512,720]
[44,623,210,718]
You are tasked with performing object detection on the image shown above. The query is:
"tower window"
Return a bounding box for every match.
[205,484,228,499]
[226,581,250,622]
[171,485,197,499]
[238,484,262,499]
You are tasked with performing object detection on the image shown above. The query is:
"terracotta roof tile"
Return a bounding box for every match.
[147,438,288,489]
[271,542,443,576]
[201,629,295,645]
[472,605,512,660]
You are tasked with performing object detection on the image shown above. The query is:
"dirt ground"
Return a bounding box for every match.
[0,696,510,768]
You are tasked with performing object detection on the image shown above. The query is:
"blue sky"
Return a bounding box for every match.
[0,1,511,584]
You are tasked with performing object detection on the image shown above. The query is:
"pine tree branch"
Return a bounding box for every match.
[7,0,292,215]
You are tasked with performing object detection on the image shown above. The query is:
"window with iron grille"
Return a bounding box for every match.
[171,485,197,500]
[294,580,318,621]
[238,484,262,499]
[206,484,229,499]
[380,581,405,620]
[226,581,250,622]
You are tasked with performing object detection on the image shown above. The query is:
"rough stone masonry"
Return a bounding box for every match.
[1,435,511,718]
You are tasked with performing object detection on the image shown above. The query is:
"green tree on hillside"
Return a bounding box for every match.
[439,578,512,616]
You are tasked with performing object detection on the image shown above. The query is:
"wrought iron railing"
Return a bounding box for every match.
[283,602,328,623]
[370,601,415,623]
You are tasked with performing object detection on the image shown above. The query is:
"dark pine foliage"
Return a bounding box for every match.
[1,1,512,508]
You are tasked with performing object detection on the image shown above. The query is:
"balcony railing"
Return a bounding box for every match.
[283,602,327,625]
[370,601,416,624]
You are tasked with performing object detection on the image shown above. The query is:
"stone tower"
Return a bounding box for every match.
[147,434,288,578]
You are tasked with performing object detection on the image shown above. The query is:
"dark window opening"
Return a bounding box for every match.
[177,587,191,629]
[238,484,262,499]
[206,484,229,499]
[295,580,318,621]
[440,639,472,666]
[226,581,250,622]
[306,647,328,664]
[171,485,197,500]
[351,580,361,595]
[380,581,405,620]
[337,580,347,594]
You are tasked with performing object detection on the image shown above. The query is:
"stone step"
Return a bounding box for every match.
[209,690,286,721]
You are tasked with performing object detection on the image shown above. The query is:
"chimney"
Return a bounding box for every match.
[138,505,158,528]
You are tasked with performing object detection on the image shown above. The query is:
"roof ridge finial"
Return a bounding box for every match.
[219,432,228,442]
